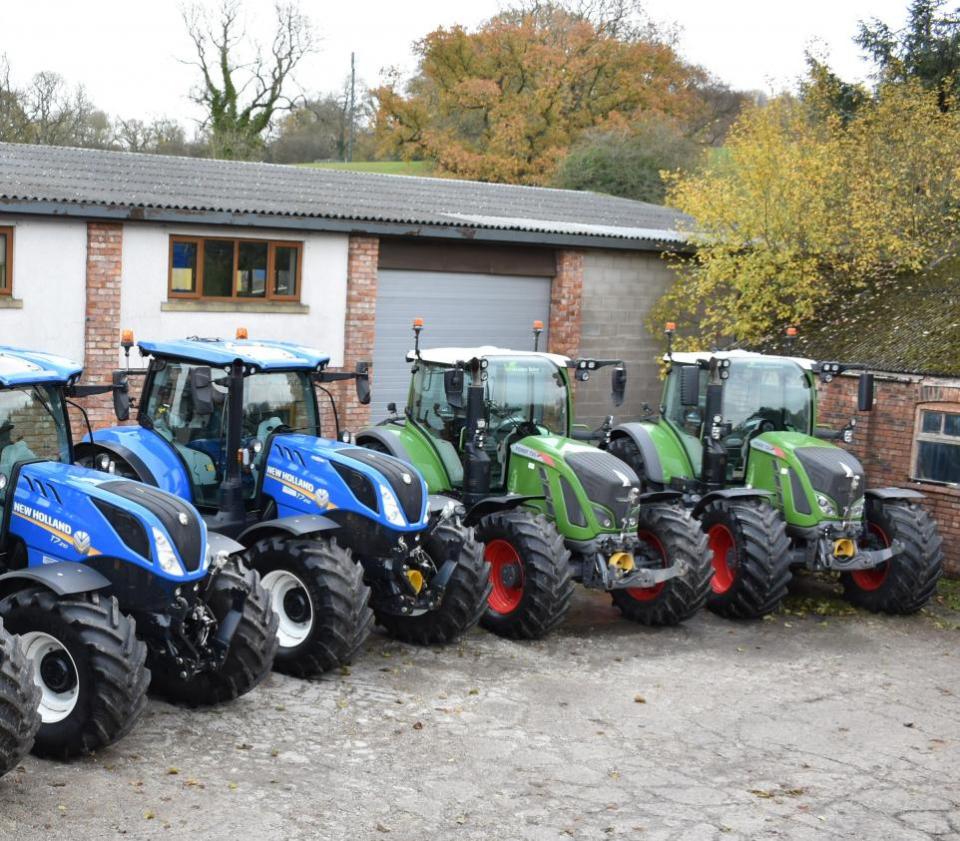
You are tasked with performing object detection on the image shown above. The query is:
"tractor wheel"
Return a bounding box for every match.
[148,559,278,705]
[246,535,374,677]
[376,521,491,645]
[475,510,574,639]
[842,498,943,613]
[0,587,148,759]
[607,436,654,491]
[699,499,791,619]
[0,621,40,776]
[610,502,712,625]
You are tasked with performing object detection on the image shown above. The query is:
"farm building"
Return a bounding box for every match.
[0,141,687,430]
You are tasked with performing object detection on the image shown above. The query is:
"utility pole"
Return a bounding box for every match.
[347,52,356,163]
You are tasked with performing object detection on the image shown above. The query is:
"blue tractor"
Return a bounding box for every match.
[0,622,40,776]
[0,346,277,759]
[85,334,490,677]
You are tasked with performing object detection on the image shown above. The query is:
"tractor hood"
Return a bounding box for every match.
[750,432,866,514]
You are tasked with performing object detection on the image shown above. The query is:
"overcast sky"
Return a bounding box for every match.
[0,0,914,127]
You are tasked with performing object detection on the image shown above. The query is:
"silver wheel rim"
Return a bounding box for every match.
[20,631,79,724]
[261,569,314,649]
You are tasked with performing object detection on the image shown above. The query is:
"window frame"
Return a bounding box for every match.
[912,402,960,486]
[0,226,13,296]
[167,235,303,302]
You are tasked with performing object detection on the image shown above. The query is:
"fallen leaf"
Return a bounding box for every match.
[634,695,646,704]
[412,721,424,731]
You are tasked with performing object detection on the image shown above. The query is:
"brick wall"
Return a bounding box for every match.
[81,222,123,431]
[818,372,960,576]
[318,234,378,437]
[548,250,583,358]
[576,249,677,426]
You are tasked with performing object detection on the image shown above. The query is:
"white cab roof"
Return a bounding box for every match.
[408,346,572,367]
[667,349,816,370]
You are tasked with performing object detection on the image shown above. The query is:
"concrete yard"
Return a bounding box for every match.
[1,579,958,841]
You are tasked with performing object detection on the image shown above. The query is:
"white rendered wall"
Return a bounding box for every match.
[119,223,349,371]
[0,218,87,363]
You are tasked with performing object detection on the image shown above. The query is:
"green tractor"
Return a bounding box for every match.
[604,326,943,619]
[357,321,711,638]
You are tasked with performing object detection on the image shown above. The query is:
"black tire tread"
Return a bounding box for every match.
[0,622,40,776]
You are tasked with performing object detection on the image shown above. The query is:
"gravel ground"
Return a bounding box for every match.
[1,579,958,841]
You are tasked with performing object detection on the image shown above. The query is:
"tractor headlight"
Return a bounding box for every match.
[816,494,837,516]
[380,485,406,527]
[152,527,185,577]
[849,497,865,519]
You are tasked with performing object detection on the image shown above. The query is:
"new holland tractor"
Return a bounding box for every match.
[605,326,944,619]
[0,346,276,760]
[0,622,40,776]
[357,320,711,638]
[85,333,489,675]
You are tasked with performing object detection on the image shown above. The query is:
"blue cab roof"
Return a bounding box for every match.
[0,346,83,387]
[137,338,331,371]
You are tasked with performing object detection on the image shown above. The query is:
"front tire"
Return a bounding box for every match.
[0,622,40,776]
[700,499,791,619]
[475,510,574,639]
[148,560,279,705]
[842,499,943,613]
[247,535,374,677]
[375,521,491,645]
[0,588,149,759]
[610,502,712,625]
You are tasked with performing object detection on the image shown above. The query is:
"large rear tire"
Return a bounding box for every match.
[0,588,149,759]
[246,535,374,677]
[375,521,491,645]
[475,510,574,639]
[842,498,943,613]
[700,499,791,619]
[148,560,279,705]
[610,502,712,625]
[0,622,40,776]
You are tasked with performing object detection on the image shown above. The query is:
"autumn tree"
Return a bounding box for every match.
[655,81,960,349]
[183,0,314,160]
[373,0,711,184]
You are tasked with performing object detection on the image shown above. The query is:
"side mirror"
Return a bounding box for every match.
[611,366,627,407]
[857,372,874,412]
[443,368,465,409]
[355,361,371,406]
[112,371,130,422]
[679,365,700,406]
[190,366,215,416]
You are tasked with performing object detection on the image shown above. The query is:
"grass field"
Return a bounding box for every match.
[300,160,434,176]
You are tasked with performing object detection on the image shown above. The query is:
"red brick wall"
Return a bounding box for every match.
[548,250,583,357]
[81,222,123,431]
[318,234,378,436]
[818,373,960,575]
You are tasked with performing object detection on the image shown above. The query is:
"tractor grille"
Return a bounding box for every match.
[99,480,204,572]
[565,449,640,527]
[794,446,865,513]
[338,447,424,524]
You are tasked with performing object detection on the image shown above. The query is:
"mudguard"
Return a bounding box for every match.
[84,426,193,501]
[638,490,684,506]
[865,487,926,502]
[609,423,667,484]
[463,494,544,526]
[0,562,111,597]
[691,487,775,518]
[74,440,157,486]
[207,531,245,558]
[356,428,412,462]
[237,514,339,547]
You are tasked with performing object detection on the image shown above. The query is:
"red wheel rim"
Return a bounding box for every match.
[708,524,736,594]
[485,539,524,614]
[626,530,667,602]
[852,522,891,591]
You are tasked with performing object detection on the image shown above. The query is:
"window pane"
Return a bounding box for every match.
[171,241,197,293]
[944,414,960,437]
[921,411,943,434]
[917,440,960,483]
[274,246,298,297]
[203,240,234,297]
[237,242,268,298]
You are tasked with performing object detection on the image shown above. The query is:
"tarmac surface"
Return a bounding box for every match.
[1,577,958,840]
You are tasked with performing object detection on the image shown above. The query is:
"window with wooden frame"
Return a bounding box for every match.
[0,227,12,295]
[914,405,960,484]
[168,236,302,301]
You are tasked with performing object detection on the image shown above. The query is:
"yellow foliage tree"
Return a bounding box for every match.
[658,81,960,349]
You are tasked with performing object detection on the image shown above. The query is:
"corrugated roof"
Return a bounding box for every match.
[0,142,689,246]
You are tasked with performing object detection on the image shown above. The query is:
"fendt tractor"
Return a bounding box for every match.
[85,333,490,675]
[0,346,276,759]
[0,622,40,775]
[358,320,711,638]
[605,324,943,619]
